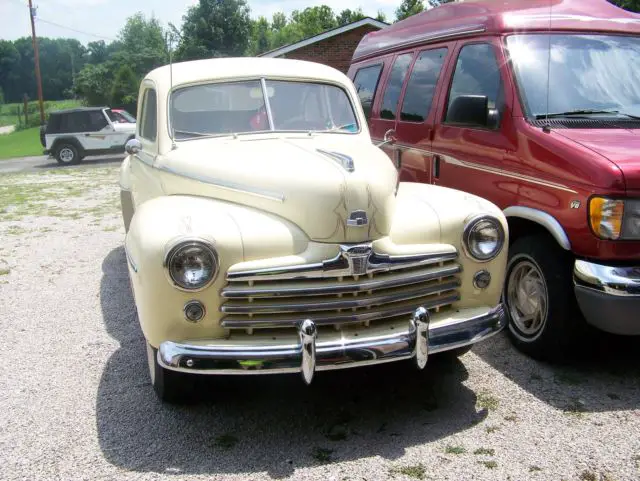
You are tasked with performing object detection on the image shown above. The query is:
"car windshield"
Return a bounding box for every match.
[170,79,359,140]
[117,110,136,122]
[506,34,640,119]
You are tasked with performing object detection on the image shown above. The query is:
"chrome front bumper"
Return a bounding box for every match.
[157,304,506,384]
[573,260,640,335]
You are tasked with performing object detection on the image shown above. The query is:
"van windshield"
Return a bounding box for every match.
[170,79,359,140]
[506,34,640,119]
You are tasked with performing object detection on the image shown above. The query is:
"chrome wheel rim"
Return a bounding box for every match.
[60,147,74,163]
[507,260,548,337]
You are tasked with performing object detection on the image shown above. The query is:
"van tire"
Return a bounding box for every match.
[55,143,80,165]
[503,234,584,361]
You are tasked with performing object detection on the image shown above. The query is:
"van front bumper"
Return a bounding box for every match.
[574,260,640,335]
[157,304,506,384]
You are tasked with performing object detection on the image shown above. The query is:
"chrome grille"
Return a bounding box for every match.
[220,246,461,331]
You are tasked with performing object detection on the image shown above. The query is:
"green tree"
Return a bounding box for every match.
[337,8,366,26]
[110,64,139,109]
[73,63,112,106]
[610,0,640,12]
[176,0,252,61]
[248,16,272,56]
[395,0,424,21]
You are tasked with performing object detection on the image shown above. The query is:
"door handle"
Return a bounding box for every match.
[433,155,441,179]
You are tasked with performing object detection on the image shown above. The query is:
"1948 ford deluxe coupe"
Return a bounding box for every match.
[119,57,509,402]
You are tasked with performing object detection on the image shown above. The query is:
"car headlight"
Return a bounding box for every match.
[165,240,218,290]
[589,197,640,240]
[463,215,505,262]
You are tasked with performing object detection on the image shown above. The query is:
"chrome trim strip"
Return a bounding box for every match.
[226,249,458,281]
[573,260,640,297]
[157,304,506,377]
[353,25,486,61]
[222,264,462,298]
[504,206,571,251]
[220,293,460,328]
[316,149,355,173]
[221,279,460,314]
[154,164,285,203]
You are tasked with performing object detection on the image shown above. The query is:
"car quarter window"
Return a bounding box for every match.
[352,64,383,120]
[62,112,90,132]
[380,53,413,120]
[400,48,448,123]
[88,111,108,131]
[140,88,158,141]
[445,43,504,128]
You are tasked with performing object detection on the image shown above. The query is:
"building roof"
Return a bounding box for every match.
[353,0,640,62]
[259,17,389,59]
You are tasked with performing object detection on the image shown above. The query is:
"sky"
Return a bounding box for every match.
[0,0,399,44]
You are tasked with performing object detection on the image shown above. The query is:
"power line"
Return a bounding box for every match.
[36,18,116,41]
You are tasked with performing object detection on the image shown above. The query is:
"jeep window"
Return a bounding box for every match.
[88,111,108,131]
[140,89,157,141]
[170,79,359,139]
[445,43,504,127]
[104,109,118,123]
[380,53,412,120]
[506,34,640,119]
[352,64,383,120]
[61,112,91,132]
[400,48,447,123]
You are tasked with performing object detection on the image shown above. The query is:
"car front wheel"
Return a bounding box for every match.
[503,234,584,361]
[146,342,193,403]
[55,143,80,165]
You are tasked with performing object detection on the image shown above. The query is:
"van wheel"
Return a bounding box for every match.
[56,143,80,165]
[503,234,583,361]
[146,342,193,404]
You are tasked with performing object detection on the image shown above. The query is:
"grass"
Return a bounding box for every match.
[485,426,499,434]
[476,391,499,411]
[445,445,466,455]
[473,447,495,456]
[0,127,43,160]
[0,268,9,276]
[479,460,498,469]
[390,464,426,480]
[311,447,333,463]
[0,99,83,127]
[529,466,542,472]
[213,433,238,449]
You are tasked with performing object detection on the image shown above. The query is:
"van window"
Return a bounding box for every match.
[140,89,157,141]
[352,64,383,120]
[380,54,413,120]
[445,43,504,127]
[400,48,447,122]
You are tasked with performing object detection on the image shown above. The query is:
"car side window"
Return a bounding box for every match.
[140,89,158,141]
[352,64,383,120]
[445,43,504,128]
[400,48,448,123]
[62,112,90,132]
[380,53,412,120]
[88,111,108,131]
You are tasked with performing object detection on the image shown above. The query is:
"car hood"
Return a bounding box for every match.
[156,134,399,243]
[556,129,640,191]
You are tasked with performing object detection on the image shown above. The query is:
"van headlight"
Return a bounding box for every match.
[589,197,640,240]
[463,215,505,262]
[165,240,219,290]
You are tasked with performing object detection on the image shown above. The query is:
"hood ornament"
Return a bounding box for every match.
[347,210,368,227]
[316,149,355,172]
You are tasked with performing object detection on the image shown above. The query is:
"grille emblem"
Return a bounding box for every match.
[340,244,372,276]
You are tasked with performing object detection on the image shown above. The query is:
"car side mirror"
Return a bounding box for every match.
[447,95,490,127]
[125,138,142,155]
[377,129,397,148]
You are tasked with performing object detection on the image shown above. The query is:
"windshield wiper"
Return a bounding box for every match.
[173,129,214,138]
[534,109,620,119]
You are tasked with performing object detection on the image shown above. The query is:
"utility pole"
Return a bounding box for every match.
[27,0,45,124]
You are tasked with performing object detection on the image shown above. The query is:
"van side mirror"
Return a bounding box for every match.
[125,138,142,155]
[447,95,490,127]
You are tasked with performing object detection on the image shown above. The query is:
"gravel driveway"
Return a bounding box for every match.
[0,165,639,481]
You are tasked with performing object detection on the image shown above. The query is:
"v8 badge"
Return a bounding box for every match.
[570,200,581,209]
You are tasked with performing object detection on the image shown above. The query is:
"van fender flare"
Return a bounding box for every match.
[503,206,571,251]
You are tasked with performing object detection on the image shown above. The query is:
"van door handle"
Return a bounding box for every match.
[433,155,441,179]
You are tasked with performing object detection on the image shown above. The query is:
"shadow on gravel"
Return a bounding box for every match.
[36,155,124,170]
[97,246,487,478]
[473,329,640,414]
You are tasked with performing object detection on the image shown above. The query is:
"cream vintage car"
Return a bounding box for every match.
[119,57,508,402]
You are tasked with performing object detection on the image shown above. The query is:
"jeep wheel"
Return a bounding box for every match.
[56,144,80,165]
[503,234,583,361]
[146,342,193,404]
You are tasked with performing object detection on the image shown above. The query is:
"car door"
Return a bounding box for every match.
[431,38,518,209]
[393,46,451,184]
[82,110,115,151]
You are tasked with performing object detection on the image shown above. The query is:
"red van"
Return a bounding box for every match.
[348,0,640,359]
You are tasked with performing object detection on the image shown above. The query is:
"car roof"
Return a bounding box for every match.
[144,57,351,91]
[353,0,640,62]
[50,107,108,115]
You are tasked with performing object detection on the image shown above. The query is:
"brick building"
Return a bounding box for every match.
[258,18,389,73]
